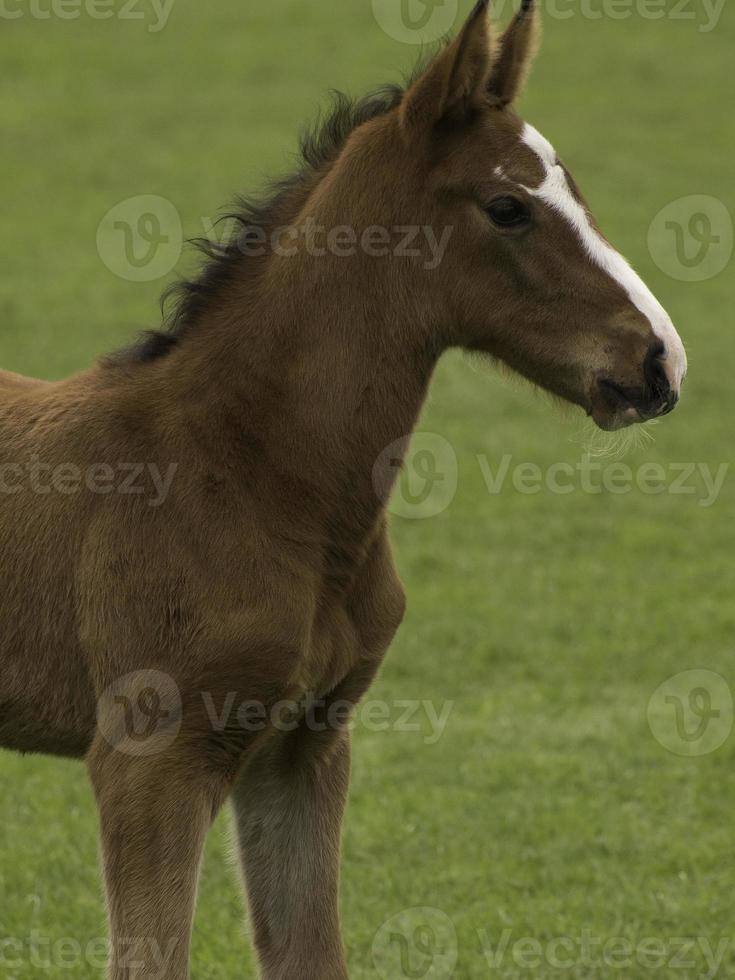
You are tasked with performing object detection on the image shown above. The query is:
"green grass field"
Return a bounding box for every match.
[1,1,734,977]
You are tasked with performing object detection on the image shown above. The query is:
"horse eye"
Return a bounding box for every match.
[485,196,530,229]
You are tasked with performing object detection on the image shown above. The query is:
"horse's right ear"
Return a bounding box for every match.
[486,0,540,106]
[400,0,495,138]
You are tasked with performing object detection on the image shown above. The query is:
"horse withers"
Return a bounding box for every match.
[0,2,686,978]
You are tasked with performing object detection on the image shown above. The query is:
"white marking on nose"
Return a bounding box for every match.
[519,123,688,390]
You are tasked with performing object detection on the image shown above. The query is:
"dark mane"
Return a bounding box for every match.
[110,84,408,365]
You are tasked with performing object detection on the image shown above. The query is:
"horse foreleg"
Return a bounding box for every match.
[87,733,232,980]
[232,722,351,980]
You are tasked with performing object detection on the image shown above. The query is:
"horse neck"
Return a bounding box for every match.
[165,251,443,544]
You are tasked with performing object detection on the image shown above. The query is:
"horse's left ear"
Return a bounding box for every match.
[400,0,495,136]
[487,0,540,106]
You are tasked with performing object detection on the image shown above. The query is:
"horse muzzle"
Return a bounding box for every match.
[591,342,683,431]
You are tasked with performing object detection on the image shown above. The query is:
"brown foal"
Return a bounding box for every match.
[0,2,685,977]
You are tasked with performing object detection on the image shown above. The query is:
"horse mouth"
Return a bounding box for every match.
[590,377,679,431]
[590,401,642,432]
[594,380,644,430]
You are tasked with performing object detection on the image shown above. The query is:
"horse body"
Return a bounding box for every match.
[1,3,687,978]
[0,320,411,978]
[0,371,100,756]
[0,346,409,757]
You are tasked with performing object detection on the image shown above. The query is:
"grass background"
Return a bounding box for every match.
[0,1,733,977]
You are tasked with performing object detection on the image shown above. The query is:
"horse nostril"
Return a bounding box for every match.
[643,342,670,399]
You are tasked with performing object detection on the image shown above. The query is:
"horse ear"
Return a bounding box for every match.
[487,0,540,106]
[400,0,495,136]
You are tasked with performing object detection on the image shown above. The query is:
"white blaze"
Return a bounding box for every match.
[520,123,687,390]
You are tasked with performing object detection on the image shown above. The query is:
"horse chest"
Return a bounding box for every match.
[300,532,406,699]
